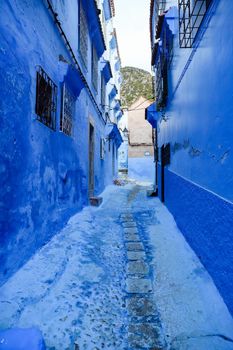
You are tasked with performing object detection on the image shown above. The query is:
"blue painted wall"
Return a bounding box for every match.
[0,0,117,285]
[152,0,233,314]
[164,168,233,313]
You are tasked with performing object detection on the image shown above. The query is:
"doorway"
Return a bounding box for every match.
[89,122,95,197]
[161,145,165,202]
[160,143,170,203]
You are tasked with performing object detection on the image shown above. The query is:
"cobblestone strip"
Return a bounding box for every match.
[120,211,166,350]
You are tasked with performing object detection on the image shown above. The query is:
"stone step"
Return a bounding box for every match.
[128,323,164,349]
[124,227,138,234]
[127,251,146,261]
[124,234,140,242]
[126,261,149,275]
[89,196,103,207]
[123,222,137,228]
[126,242,144,251]
[126,296,158,317]
[126,277,152,294]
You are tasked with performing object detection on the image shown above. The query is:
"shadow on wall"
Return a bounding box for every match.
[128,157,154,183]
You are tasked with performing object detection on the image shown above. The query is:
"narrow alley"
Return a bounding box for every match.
[0,183,232,350]
[1,0,233,349]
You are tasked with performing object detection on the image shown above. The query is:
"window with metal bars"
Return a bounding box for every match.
[179,0,212,48]
[60,83,75,136]
[155,53,168,110]
[92,44,98,92]
[35,67,57,130]
[79,2,88,67]
[167,28,174,68]
[155,22,173,110]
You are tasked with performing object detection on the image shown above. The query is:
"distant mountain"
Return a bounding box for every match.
[120,66,153,107]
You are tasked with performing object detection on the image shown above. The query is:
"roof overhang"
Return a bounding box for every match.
[110,35,117,50]
[113,100,121,113]
[109,85,118,101]
[101,60,113,83]
[114,59,121,71]
[59,61,85,97]
[116,110,123,120]
[103,0,113,20]
[145,102,159,128]
[106,123,123,148]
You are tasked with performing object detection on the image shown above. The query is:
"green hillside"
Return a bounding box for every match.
[120,66,153,107]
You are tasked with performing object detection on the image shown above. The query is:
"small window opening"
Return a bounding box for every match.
[36,66,57,130]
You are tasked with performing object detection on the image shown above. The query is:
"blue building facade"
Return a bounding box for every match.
[149,0,233,315]
[0,0,122,285]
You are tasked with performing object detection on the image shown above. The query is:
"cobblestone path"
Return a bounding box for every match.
[1,184,233,350]
[0,184,166,350]
[120,187,166,350]
[75,185,166,350]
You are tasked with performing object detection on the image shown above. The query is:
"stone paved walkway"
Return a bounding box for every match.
[0,184,233,350]
[120,193,166,350]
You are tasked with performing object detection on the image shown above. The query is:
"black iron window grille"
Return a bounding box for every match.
[155,53,168,110]
[179,0,212,48]
[167,28,174,68]
[36,67,57,130]
[92,45,98,92]
[60,83,75,136]
[151,0,166,45]
[101,74,106,108]
[155,25,171,110]
[79,2,88,67]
